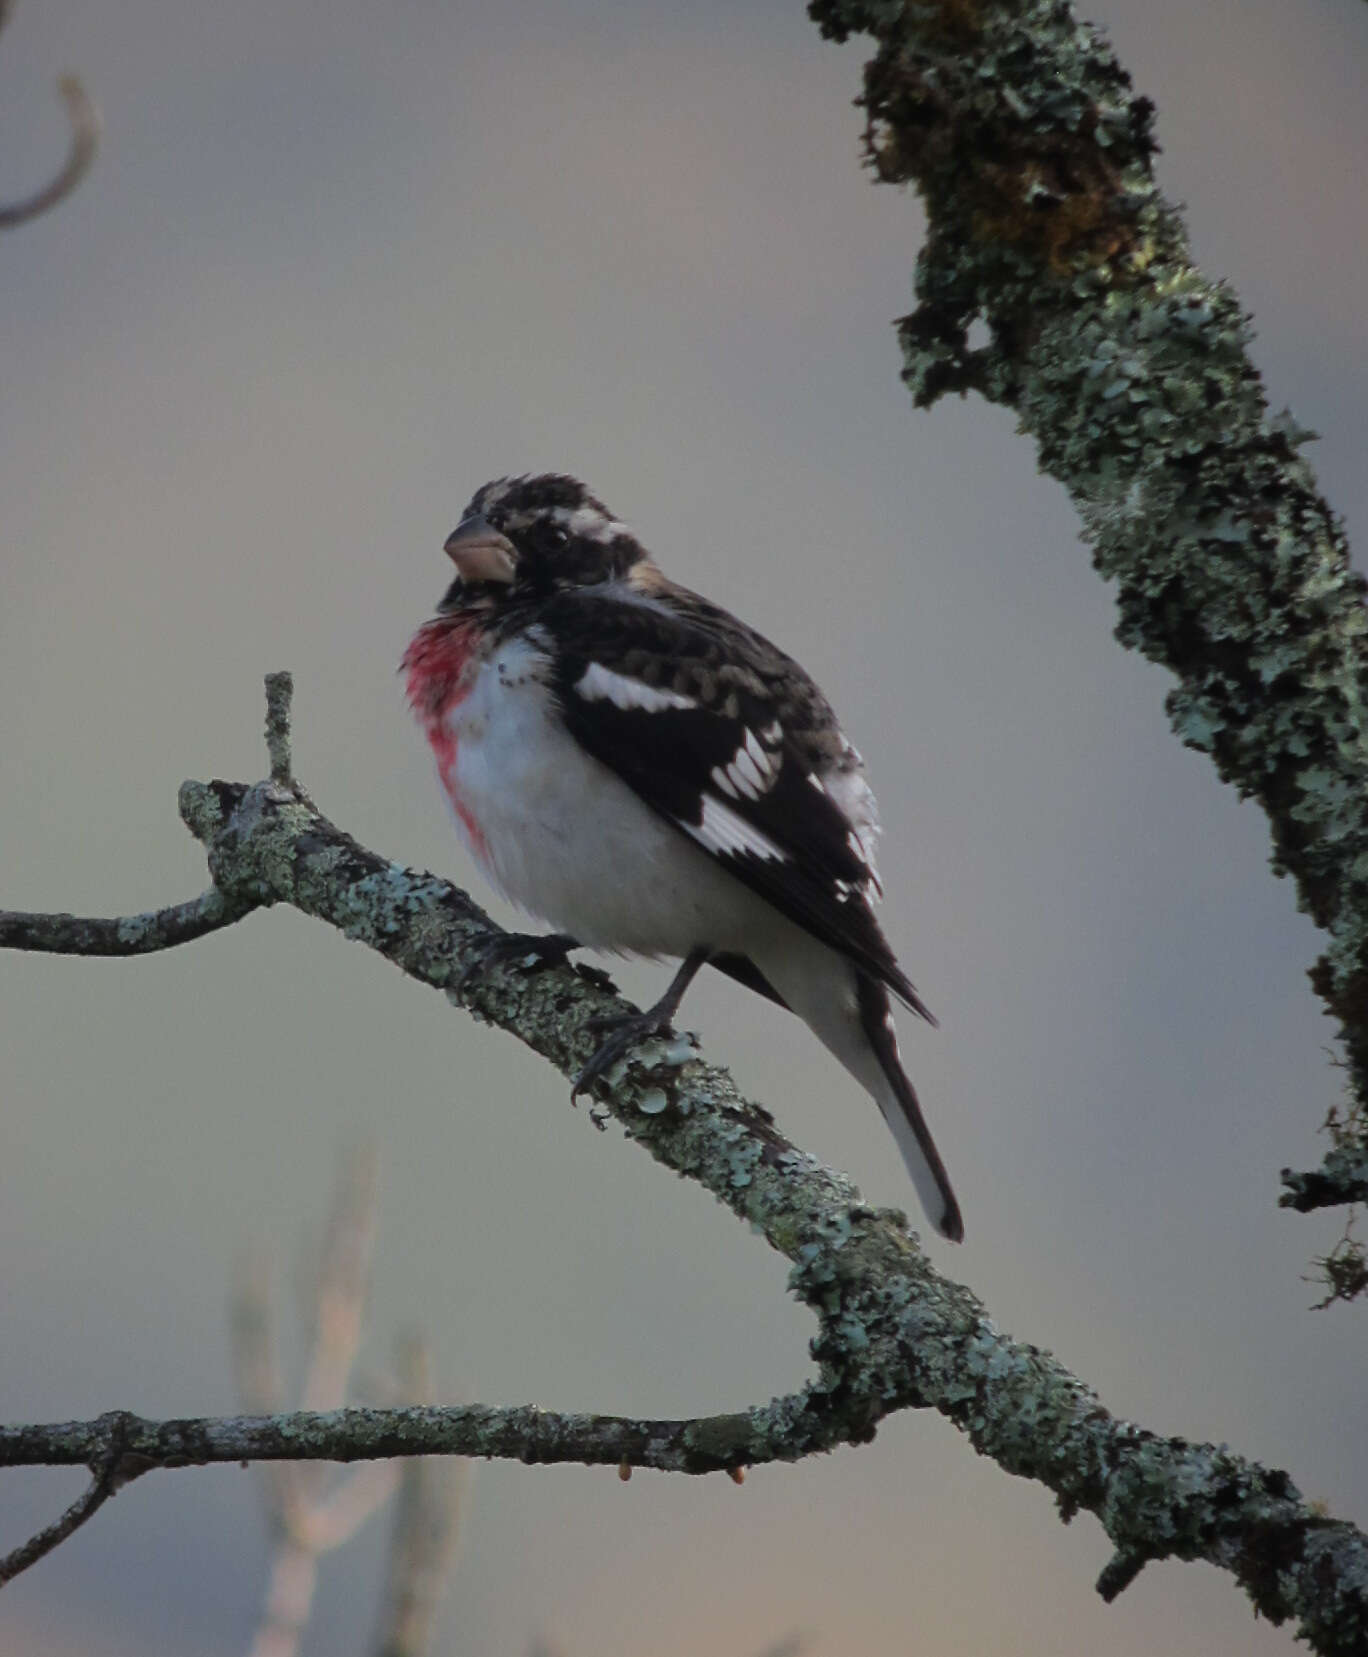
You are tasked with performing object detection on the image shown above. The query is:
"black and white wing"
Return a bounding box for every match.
[539,578,935,1024]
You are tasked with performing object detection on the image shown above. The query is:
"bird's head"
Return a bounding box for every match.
[438,474,647,613]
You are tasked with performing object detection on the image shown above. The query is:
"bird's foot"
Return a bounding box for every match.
[456,931,578,994]
[571,948,709,1101]
[572,1008,684,1100]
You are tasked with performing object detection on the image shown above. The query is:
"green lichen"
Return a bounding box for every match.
[811,0,1368,1200]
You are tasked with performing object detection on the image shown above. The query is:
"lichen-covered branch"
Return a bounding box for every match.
[0,1469,116,1587]
[803,0,1368,1214]
[264,670,297,786]
[1282,1150,1368,1215]
[373,1337,467,1657]
[0,1412,145,1587]
[0,1396,824,1477]
[0,888,255,955]
[4,719,1364,1649]
[240,1149,399,1657]
[1282,1095,1368,1220]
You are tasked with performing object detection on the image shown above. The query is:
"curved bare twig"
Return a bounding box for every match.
[0,887,256,955]
[0,74,98,231]
[0,1472,115,1586]
[0,1413,144,1587]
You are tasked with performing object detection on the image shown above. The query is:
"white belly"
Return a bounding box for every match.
[444,636,772,957]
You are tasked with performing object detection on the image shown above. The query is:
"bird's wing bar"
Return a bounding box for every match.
[544,589,934,1023]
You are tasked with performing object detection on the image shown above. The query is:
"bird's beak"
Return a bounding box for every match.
[444,514,517,584]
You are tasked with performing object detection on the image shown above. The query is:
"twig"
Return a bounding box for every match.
[0,887,253,956]
[1096,1550,1150,1603]
[374,1337,467,1657]
[242,1151,395,1657]
[0,675,300,958]
[264,672,295,786]
[0,1415,143,1586]
[231,1252,298,1533]
[0,1398,804,1474]
[0,1473,113,1585]
[0,74,99,230]
[1,684,1366,1647]
[1282,1158,1368,1213]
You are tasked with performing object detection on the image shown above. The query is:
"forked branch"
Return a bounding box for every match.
[0,678,1365,1652]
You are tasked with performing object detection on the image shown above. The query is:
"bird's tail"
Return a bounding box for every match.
[854,974,964,1243]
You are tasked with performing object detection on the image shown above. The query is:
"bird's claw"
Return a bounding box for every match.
[571,1010,677,1100]
[455,931,578,994]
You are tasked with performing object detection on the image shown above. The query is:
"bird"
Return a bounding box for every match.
[403,473,963,1242]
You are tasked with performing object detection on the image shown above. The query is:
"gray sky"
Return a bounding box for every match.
[3,1,1366,1653]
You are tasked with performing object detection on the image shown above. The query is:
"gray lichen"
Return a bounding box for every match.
[0,736,1360,1647]
[4,0,1366,1636]
[807,0,1368,1214]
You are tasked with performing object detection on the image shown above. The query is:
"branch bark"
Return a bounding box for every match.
[3,0,1366,1644]
[803,0,1368,1219]
[0,888,254,956]
[0,1413,146,1587]
[2,703,1366,1651]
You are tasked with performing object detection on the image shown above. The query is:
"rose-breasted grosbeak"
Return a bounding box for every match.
[404,474,963,1242]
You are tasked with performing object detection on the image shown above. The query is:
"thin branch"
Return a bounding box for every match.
[373,1337,467,1657]
[0,1399,812,1475]
[242,1150,394,1657]
[232,1251,301,1533]
[0,712,1362,1649]
[1282,1156,1368,1214]
[0,887,255,955]
[0,1471,114,1586]
[0,1415,144,1587]
[1304,1216,1368,1311]
[264,672,295,787]
[0,74,98,230]
[0,678,291,959]
[0,673,289,959]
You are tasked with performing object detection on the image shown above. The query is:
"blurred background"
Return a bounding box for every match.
[3,0,1366,1652]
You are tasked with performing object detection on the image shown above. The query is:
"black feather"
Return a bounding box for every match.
[541,580,935,1024]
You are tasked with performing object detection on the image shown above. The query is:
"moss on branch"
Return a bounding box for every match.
[808,0,1368,1217]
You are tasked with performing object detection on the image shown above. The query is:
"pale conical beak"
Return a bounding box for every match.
[443,514,517,584]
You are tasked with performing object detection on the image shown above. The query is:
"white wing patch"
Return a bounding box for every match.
[685,795,787,864]
[574,661,696,713]
[708,726,780,803]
